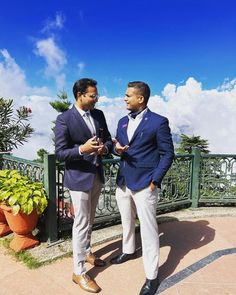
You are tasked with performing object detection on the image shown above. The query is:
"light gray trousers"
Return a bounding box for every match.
[70,172,102,275]
[116,185,160,280]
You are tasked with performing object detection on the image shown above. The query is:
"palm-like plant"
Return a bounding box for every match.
[0,97,34,152]
[176,134,210,154]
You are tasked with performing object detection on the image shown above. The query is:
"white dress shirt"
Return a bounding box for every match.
[74,105,96,136]
[127,108,148,141]
[74,105,97,156]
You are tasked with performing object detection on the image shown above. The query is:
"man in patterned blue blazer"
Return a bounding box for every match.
[110,81,174,295]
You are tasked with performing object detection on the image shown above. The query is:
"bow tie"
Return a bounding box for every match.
[129,109,143,119]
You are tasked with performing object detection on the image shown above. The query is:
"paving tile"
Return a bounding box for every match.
[0,248,26,280]
[182,255,236,283]
[1,215,236,295]
[175,283,236,295]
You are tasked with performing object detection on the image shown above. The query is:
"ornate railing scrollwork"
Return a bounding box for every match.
[200,155,236,202]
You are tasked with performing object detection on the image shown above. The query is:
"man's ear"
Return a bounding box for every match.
[139,95,145,104]
[76,92,82,100]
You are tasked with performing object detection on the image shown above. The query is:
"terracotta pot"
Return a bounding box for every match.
[0,206,12,237]
[1,205,40,252]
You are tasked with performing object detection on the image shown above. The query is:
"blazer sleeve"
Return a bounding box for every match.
[112,119,123,156]
[55,114,82,162]
[152,118,175,184]
[100,111,112,153]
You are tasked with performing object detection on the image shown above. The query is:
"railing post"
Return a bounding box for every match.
[43,154,58,243]
[191,147,201,208]
[0,152,11,169]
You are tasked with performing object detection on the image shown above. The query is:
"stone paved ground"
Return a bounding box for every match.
[1,207,236,295]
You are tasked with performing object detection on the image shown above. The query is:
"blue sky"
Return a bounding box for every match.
[1,0,236,98]
[1,0,236,158]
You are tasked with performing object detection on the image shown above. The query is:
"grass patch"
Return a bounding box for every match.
[15,250,72,269]
[0,235,42,268]
[0,235,73,269]
[0,235,12,248]
[15,251,43,269]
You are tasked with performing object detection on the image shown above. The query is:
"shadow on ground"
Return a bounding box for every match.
[158,217,215,281]
[88,217,215,282]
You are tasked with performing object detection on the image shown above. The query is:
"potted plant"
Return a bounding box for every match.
[0,171,12,236]
[0,170,48,252]
[0,207,12,237]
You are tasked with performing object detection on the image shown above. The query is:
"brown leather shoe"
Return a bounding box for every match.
[86,253,106,267]
[72,273,101,293]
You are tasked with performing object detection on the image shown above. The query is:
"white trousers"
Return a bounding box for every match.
[70,172,102,275]
[116,185,160,280]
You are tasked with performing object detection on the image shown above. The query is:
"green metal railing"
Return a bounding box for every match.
[200,153,236,203]
[0,153,44,182]
[1,149,236,244]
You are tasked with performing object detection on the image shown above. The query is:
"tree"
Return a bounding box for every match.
[33,148,49,163]
[0,97,34,152]
[49,90,71,144]
[176,134,210,154]
[49,90,71,113]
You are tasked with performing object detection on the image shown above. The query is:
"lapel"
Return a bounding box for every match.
[90,109,100,136]
[129,109,151,144]
[71,105,92,137]
[120,116,129,145]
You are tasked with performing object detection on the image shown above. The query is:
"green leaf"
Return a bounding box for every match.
[8,195,18,206]
[12,204,20,215]
[33,190,42,197]
[26,202,33,215]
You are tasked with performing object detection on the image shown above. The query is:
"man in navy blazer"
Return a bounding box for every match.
[110,81,174,295]
[55,78,112,293]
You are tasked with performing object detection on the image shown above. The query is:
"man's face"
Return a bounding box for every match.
[124,87,142,111]
[77,86,98,110]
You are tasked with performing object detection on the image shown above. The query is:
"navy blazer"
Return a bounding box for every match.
[55,106,112,191]
[116,109,174,191]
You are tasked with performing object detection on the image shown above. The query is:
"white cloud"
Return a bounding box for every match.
[0,49,50,99]
[42,12,65,33]
[12,95,58,159]
[97,96,125,137]
[98,77,236,153]
[77,62,85,75]
[217,77,236,92]
[0,49,57,159]
[156,77,236,153]
[0,49,28,99]
[34,37,67,89]
[1,50,236,157]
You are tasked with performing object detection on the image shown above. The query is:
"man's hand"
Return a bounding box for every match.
[96,144,107,155]
[80,136,103,154]
[95,138,108,155]
[150,182,157,192]
[112,138,129,155]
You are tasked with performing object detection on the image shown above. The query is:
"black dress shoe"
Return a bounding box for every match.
[139,278,160,295]
[110,252,136,264]
[86,253,106,267]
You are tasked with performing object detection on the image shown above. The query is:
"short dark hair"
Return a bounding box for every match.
[128,81,150,103]
[73,78,97,98]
